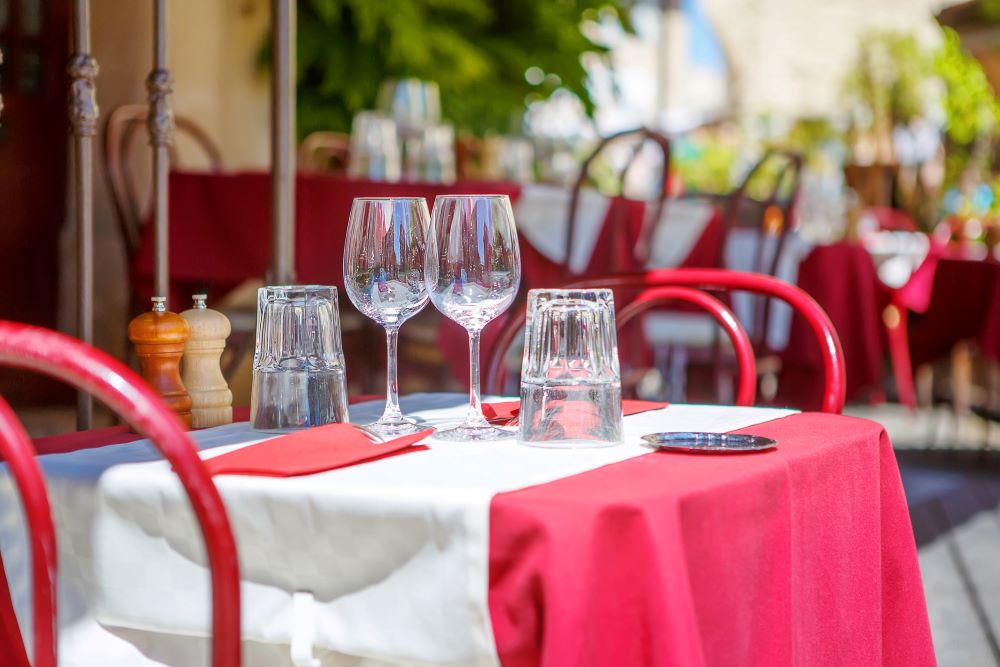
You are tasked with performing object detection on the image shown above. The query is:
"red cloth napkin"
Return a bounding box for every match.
[482,399,668,424]
[204,424,432,477]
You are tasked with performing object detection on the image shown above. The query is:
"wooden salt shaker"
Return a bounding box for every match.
[180,294,233,428]
[128,297,193,429]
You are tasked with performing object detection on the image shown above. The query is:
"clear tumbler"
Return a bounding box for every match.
[518,288,623,448]
[250,285,350,431]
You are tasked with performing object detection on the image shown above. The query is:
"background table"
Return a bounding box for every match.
[130,172,653,308]
[135,172,1000,408]
[0,396,933,666]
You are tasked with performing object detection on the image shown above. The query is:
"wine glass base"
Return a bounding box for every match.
[432,423,516,442]
[367,418,426,438]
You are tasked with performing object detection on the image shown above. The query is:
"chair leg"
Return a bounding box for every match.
[884,303,917,411]
[950,342,973,415]
[915,365,933,409]
[668,347,688,403]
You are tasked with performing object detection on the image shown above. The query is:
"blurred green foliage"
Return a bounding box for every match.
[290,0,632,138]
[842,31,932,129]
[934,27,1000,188]
[839,28,1000,215]
[981,0,1000,23]
[673,131,740,195]
[674,118,840,197]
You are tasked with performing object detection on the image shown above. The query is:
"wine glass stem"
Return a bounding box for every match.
[382,326,404,422]
[467,328,488,427]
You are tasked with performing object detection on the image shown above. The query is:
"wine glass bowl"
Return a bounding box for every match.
[344,197,430,436]
[425,195,521,441]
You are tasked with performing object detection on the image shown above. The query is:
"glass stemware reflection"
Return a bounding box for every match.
[425,195,521,441]
[344,197,430,436]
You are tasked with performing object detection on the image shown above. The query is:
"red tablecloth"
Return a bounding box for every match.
[903,257,1000,366]
[11,411,933,665]
[777,242,886,406]
[490,412,933,666]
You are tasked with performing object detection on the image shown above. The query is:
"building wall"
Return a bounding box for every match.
[701,0,948,118]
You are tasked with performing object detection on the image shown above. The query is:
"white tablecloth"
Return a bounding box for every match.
[1,396,794,666]
[514,186,718,274]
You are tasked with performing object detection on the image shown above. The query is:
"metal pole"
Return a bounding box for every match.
[270,0,296,284]
[148,0,173,304]
[69,0,99,430]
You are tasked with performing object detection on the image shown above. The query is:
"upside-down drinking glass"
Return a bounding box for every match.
[425,195,521,441]
[518,289,623,448]
[344,197,430,436]
[250,285,350,431]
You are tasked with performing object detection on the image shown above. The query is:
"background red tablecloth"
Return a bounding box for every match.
[489,412,933,666]
[132,171,525,307]
[903,257,1000,367]
[138,170,650,391]
[777,242,886,406]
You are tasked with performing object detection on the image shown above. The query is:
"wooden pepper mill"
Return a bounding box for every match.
[180,294,233,428]
[128,296,193,429]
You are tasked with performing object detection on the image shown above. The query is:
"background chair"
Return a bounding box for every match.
[719,149,804,348]
[103,103,224,260]
[102,104,263,391]
[0,322,241,667]
[615,286,757,406]
[487,269,845,414]
[564,127,672,278]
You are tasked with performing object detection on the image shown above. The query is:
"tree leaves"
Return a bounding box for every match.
[290,0,631,137]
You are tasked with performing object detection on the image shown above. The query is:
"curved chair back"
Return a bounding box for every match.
[103,103,224,258]
[565,127,671,278]
[0,322,240,667]
[0,397,55,667]
[721,150,804,349]
[487,269,845,413]
[615,287,757,407]
[487,284,757,407]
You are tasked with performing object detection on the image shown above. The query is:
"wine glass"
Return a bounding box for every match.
[425,195,521,441]
[344,197,430,436]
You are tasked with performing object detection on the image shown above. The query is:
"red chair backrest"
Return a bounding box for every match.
[0,396,54,667]
[486,269,846,413]
[565,127,671,278]
[0,321,240,667]
[615,287,757,407]
[487,284,758,407]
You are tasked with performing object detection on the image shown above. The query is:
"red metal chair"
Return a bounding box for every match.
[0,321,240,667]
[487,285,758,406]
[565,127,671,278]
[486,270,846,414]
[0,397,54,667]
[618,287,757,407]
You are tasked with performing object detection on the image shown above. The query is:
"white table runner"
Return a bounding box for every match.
[514,186,719,275]
[1,396,795,666]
